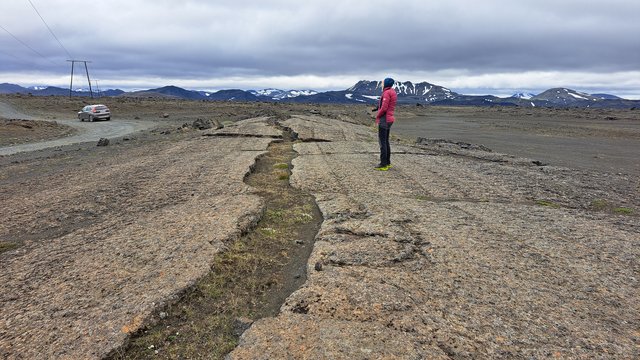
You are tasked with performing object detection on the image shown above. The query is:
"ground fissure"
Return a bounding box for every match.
[111,119,323,359]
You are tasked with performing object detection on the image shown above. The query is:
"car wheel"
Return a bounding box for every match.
[106,117,110,121]
[89,115,94,122]
[80,117,84,122]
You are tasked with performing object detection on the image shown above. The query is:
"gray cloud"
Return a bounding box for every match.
[1,0,639,95]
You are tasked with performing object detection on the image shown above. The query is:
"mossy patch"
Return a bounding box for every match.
[590,199,635,215]
[273,163,289,170]
[536,200,561,208]
[590,199,609,211]
[613,207,634,215]
[0,241,18,254]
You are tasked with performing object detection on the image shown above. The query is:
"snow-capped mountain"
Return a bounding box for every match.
[512,92,537,99]
[1,82,636,108]
[532,88,601,104]
[249,89,318,100]
[346,80,458,103]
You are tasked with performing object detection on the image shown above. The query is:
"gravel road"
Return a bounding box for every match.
[0,100,156,156]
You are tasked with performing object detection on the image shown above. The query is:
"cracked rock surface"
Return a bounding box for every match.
[230,116,639,359]
[205,116,282,138]
[0,118,276,359]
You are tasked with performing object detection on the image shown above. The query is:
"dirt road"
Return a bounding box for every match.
[0,119,156,156]
[0,100,156,156]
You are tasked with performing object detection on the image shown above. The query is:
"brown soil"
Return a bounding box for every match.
[394,106,640,175]
[0,118,76,146]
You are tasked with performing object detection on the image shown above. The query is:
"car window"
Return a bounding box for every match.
[96,106,107,110]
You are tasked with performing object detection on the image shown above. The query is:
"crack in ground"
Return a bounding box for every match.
[110,118,324,359]
[203,133,282,139]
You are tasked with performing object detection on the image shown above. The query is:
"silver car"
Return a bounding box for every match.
[78,104,111,121]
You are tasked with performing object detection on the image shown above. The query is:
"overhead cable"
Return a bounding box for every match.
[27,0,72,58]
[0,23,58,65]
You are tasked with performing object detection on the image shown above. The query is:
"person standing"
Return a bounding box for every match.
[373,77,397,170]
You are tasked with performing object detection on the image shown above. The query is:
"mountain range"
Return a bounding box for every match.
[1,81,637,108]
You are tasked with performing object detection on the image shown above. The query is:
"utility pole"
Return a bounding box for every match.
[67,60,93,99]
[93,80,101,98]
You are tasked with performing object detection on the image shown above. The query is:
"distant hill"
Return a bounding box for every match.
[126,85,205,100]
[0,83,28,94]
[284,90,365,104]
[0,83,124,97]
[532,88,600,105]
[1,82,637,108]
[206,89,260,101]
[592,93,622,100]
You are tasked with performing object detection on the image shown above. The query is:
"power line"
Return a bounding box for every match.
[27,0,72,58]
[0,24,58,65]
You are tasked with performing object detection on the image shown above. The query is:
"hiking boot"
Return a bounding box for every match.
[374,164,390,171]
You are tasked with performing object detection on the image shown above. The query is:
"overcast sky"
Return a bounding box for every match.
[1,0,639,97]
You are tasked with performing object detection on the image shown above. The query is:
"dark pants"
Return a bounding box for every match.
[378,124,392,166]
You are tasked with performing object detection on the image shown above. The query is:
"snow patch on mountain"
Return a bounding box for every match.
[512,92,536,99]
[250,88,318,100]
[568,92,589,100]
[288,90,317,97]
[254,88,282,96]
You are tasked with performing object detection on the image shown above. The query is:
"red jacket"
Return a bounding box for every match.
[376,87,397,125]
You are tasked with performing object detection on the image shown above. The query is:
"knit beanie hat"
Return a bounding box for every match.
[383,78,394,88]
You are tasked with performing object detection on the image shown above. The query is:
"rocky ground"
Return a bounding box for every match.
[229,115,639,359]
[0,125,273,358]
[0,98,638,359]
[394,106,640,176]
[0,118,75,147]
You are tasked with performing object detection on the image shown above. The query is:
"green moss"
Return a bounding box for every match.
[265,209,285,221]
[273,163,289,170]
[259,227,277,237]
[278,174,289,180]
[536,200,561,208]
[613,207,634,215]
[590,199,609,210]
[0,241,18,254]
